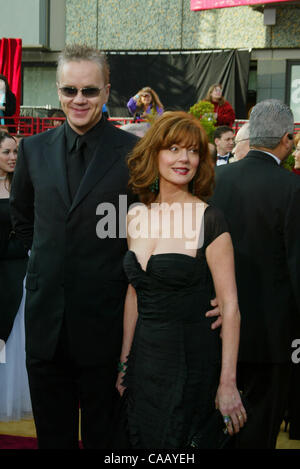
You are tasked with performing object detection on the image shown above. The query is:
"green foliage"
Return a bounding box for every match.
[282,153,295,171]
[189,100,216,142]
[189,100,215,119]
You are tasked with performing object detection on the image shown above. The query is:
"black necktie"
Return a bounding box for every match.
[67,137,86,201]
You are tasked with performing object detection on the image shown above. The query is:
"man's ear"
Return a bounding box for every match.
[104,84,111,103]
[282,132,293,147]
[56,82,62,102]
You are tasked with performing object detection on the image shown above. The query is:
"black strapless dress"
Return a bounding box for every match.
[0,198,28,341]
[122,206,228,449]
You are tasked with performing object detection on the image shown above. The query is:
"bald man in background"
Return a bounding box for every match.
[232,123,250,161]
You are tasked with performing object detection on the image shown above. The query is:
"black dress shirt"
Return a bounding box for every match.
[64,117,106,200]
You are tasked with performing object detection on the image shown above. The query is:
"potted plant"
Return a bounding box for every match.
[189,100,216,142]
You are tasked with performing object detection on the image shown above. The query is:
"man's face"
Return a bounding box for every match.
[215,131,234,156]
[233,139,250,160]
[233,130,250,160]
[280,133,294,163]
[57,60,110,135]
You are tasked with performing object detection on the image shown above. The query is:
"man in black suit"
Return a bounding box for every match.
[210,99,300,449]
[9,44,138,449]
[214,125,235,166]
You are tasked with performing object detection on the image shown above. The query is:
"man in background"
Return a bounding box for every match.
[214,125,235,166]
[210,99,300,448]
[232,123,250,161]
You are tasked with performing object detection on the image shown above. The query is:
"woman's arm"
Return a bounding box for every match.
[127,97,138,116]
[9,138,34,250]
[206,232,247,435]
[116,283,138,396]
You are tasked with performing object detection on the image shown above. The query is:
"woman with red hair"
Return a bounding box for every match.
[115,111,246,449]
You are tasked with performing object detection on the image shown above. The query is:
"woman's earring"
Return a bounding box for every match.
[192,178,195,195]
[189,178,196,195]
[150,176,159,193]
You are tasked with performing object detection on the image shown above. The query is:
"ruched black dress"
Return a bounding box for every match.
[0,198,28,341]
[123,206,228,449]
[0,198,31,421]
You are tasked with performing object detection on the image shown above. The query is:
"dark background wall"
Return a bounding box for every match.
[108,50,250,118]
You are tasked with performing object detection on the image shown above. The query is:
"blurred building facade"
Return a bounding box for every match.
[5,0,300,119]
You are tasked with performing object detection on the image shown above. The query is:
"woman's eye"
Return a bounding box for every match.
[169,146,178,152]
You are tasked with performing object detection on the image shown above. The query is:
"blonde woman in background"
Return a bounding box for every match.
[127,86,164,121]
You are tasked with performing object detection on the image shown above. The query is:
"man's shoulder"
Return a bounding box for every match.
[23,125,63,147]
[215,159,241,176]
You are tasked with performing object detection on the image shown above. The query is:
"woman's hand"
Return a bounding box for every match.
[205,297,222,331]
[215,383,247,436]
[116,370,127,396]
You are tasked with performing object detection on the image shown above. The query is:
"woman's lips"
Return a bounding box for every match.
[172,168,189,175]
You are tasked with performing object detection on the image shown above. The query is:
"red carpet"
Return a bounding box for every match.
[0,434,38,449]
[0,435,85,449]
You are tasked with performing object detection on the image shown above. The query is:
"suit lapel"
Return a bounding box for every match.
[69,122,124,214]
[45,124,71,209]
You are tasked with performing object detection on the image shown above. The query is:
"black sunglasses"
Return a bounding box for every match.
[59,86,104,98]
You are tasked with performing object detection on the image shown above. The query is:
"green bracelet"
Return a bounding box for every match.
[118,361,127,373]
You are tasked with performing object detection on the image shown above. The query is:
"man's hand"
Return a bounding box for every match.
[206,297,222,330]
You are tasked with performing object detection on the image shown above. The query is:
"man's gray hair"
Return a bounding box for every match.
[249,99,294,149]
[56,43,110,84]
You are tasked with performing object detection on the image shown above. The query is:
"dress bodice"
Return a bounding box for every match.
[124,250,213,324]
[123,205,228,323]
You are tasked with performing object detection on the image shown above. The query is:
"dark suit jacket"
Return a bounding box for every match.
[10,119,138,366]
[210,150,300,363]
